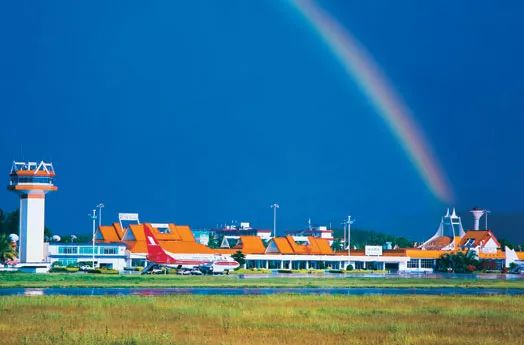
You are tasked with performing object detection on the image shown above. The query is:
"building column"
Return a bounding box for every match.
[265,260,269,269]
[280,260,284,269]
[305,261,309,270]
[288,261,292,269]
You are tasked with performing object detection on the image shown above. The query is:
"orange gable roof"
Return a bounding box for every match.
[173,225,195,242]
[124,224,195,242]
[286,236,308,254]
[113,222,125,240]
[124,240,213,254]
[307,237,333,255]
[97,225,121,243]
[273,237,294,254]
[234,236,266,254]
[460,230,499,248]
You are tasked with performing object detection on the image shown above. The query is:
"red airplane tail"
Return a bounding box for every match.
[143,224,176,264]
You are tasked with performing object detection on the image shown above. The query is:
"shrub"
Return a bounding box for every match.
[88,268,119,274]
[466,264,476,273]
[49,266,79,273]
[328,269,343,274]
[277,269,293,274]
[346,264,354,271]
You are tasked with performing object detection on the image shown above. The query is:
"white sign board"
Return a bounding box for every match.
[365,245,383,256]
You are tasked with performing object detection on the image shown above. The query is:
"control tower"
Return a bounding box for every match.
[8,161,57,266]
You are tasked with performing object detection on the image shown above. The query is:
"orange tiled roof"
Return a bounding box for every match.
[516,252,524,260]
[234,236,266,254]
[97,226,119,243]
[286,236,308,254]
[174,225,195,242]
[267,236,334,255]
[124,240,213,254]
[113,222,125,239]
[307,237,333,255]
[460,230,500,248]
[422,236,452,250]
[273,237,294,254]
[125,224,195,242]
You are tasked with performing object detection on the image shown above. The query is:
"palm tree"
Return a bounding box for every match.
[0,234,16,264]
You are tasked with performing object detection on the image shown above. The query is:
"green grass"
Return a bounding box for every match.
[1,272,524,289]
[0,295,523,344]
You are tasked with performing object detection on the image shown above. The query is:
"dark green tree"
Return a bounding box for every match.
[436,251,479,273]
[231,250,246,267]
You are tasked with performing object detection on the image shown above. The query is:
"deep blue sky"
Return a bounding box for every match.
[1,1,523,242]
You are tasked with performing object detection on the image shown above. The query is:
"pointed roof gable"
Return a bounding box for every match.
[234,236,266,254]
[460,230,500,248]
[307,237,333,255]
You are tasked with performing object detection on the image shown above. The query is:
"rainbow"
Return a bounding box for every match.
[291,0,453,202]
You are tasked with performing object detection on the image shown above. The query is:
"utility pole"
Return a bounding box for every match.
[89,209,97,269]
[270,203,279,238]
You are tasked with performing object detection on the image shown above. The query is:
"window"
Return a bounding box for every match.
[463,238,475,248]
[407,259,419,268]
[58,246,77,254]
[131,259,146,267]
[79,247,97,255]
[57,258,77,266]
[101,247,118,255]
[354,261,364,270]
[420,259,434,269]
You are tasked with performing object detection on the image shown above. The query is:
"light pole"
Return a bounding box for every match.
[89,209,97,269]
[270,203,279,238]
[96,203,104,228]
[484,210,491,230]
[346,215,355,257]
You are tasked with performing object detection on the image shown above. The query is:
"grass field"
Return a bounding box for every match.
[0,295,522,345]
[1,272,524,289]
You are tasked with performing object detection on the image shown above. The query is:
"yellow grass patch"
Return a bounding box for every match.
[0,295,523,345]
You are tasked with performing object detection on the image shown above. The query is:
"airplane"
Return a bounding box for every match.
[142,224,239,274]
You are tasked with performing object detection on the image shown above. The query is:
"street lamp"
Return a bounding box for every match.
[345,215,355,257]
[484,209,491,230]
[88,209,97,269]
[270,203,280,238]
[96,203,104,227]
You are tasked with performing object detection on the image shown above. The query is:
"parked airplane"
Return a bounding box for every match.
[142,224,239,274]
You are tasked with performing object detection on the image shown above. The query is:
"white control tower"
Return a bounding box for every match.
[8,161,57,267]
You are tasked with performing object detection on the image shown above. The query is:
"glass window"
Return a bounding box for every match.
[420,259,434,268]
[354,261,364,270]
[407,259,419,268]
[58,246,77,254]
[57,258,77,266]
[79,247,97,254]
[101,247,118,255]
[131,259,146,267]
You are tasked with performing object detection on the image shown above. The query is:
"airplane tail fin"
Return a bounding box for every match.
[143,224,175,264]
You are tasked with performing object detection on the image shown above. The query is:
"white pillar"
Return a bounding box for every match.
[265,260,269,269]
[306,261,309,270]
[19,195,46,263]
[280,261,284,269]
